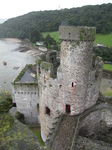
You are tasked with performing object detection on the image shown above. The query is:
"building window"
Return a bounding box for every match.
[66,104,71,114]
[45,107,50,116]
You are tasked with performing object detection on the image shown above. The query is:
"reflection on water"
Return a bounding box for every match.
[0,39,37,94]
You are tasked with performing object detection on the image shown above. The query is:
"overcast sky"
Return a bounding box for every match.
[0,0,112,19]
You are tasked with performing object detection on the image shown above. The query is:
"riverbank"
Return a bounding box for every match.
[0,38,43,57]
[0,38,21,43]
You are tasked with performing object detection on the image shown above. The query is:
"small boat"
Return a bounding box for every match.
[3,61,7,65]
[13,66,19,70]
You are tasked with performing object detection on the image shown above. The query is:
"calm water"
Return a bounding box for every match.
[0,39,37,94]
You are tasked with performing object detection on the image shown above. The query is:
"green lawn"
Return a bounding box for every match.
[42,31,59,42]
[94,33,112,47]
[42,31,112,47]
[103,64,112,71]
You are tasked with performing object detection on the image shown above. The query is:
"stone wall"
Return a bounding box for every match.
[79,103,112,143]
[38,63,62,142]
[12,83,39,124]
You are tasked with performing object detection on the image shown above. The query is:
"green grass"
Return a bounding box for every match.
[29,127,45,146]
[34,131,45,146]
[103,64,112,71]
[94,32,112,47]
[42,31,59,42]
[42,31,112,47]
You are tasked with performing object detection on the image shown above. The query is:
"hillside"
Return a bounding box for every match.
[0,3,112,40]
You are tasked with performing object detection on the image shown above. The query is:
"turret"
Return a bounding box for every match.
[58,26,97,115]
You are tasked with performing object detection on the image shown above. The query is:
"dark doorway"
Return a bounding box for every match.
[66,104,71,114]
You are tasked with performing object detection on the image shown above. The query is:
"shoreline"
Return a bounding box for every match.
[0,38,46,57]
[0,38,22,43]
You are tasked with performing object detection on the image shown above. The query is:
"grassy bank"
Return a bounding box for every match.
[103,64,112,71]
[29,127,44,146]
[42,31,112,47]
[94,33,112,47]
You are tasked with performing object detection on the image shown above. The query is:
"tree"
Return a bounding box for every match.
[44,34,56,48]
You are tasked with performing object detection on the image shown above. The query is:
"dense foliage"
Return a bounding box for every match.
[0,3,112,41]
[0,89,12,113]
[93,46,112,62]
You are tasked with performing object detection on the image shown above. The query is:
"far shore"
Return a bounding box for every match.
[0,38,44,57]
[0,38,22,43]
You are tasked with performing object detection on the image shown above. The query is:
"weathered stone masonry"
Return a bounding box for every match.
[37,26,103,142]
[12,64,39,124]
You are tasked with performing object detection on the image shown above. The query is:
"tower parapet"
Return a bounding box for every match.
[59,26,96,41]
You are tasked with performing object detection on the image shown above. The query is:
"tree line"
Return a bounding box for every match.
[0,3,112,42]
[93,46,112,62]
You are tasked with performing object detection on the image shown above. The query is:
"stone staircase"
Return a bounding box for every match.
[51,115,77,150]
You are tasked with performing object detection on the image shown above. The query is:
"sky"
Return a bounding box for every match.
[0,0,112,19]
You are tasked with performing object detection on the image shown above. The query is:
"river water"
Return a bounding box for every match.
[0,39,37,94]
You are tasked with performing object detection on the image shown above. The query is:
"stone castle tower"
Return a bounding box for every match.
[37,26,103,142]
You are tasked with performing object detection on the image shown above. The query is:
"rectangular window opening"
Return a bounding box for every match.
[46,107,50,116]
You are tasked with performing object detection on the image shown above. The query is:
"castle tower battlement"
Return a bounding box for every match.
[59,26,96,41]
[38,26,103,142]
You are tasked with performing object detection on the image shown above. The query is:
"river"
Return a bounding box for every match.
[0,39,37,94]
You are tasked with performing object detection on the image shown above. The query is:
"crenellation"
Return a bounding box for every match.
[59,26,96,42]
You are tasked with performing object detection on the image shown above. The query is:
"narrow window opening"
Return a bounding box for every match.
[44,74,46,83]
[71,82,76,88]
[72,82,74,87]
[52,58,54,62]
[46,107,50,116]
[66,104,71,114]
[37,104,39,114]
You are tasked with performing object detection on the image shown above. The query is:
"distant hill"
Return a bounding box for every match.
[0,3,112,40]
[0,18,7,24]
